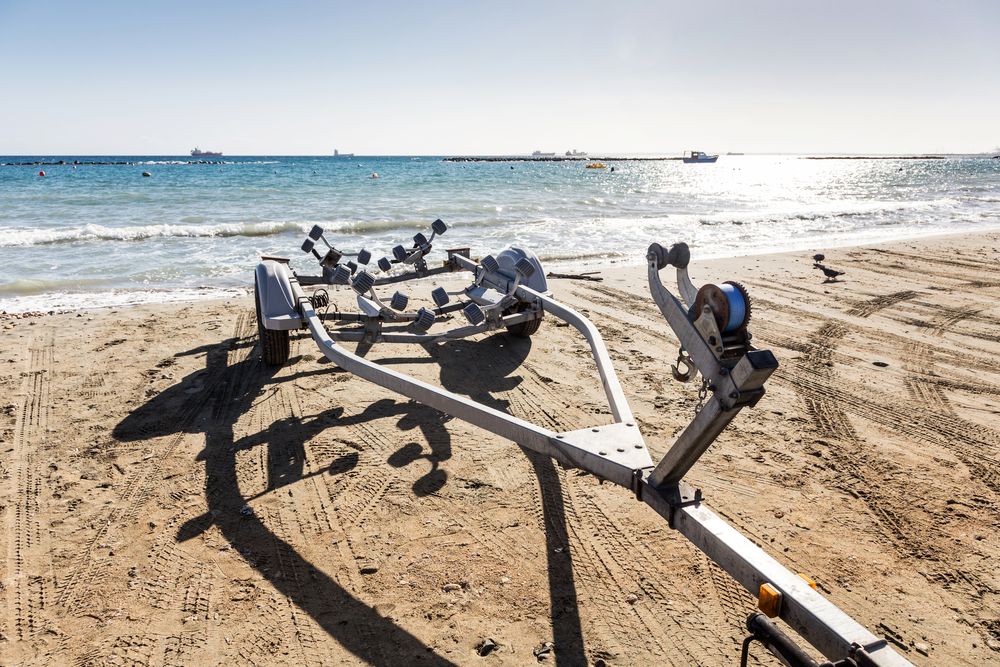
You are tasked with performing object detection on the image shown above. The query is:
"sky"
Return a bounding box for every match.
[1,0,998,156]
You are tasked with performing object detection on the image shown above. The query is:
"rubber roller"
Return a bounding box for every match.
[431,287,450,308]
[390,291,409,311]
[351,271,375,295]
[463,302,485,325]
[412,307,435,332]
[332,265,351,285]
[480,255,500,274]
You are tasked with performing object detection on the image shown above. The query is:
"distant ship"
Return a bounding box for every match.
[191,147,222,157]
[532,150,555,156]
[727,152,744,155]
[334,150,355,157]
[566,149,587,157]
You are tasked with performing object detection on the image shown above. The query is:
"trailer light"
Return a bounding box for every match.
[798,574,816,590]
[758,583,782,618]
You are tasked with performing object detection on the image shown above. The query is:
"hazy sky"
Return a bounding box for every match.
[2,1,998,155]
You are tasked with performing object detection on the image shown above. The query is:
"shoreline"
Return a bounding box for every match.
[4,226,1000,316]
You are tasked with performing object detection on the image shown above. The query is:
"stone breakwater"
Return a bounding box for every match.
[2,160,240,166]
[442,156,685,162]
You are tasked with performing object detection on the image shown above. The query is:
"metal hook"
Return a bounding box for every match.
[671,351,696,383]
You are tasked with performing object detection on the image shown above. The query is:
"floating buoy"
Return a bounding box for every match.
[142,171,151,177]
[313,170,317,173]
[372,173,377,178]
[39,171,45,176]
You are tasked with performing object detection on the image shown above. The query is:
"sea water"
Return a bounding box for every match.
[2,155,999,312]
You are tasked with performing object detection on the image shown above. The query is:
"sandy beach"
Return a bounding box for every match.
[2,230,999,666]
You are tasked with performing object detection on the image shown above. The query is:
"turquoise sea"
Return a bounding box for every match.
[2,154,999,312]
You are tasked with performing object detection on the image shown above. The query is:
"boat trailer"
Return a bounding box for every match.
[254,220,915,667]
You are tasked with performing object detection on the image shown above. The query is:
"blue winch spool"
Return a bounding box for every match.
[718,282,746,332]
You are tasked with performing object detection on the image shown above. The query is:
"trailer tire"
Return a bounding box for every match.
[255,276,290,366]
[504,304,542,338]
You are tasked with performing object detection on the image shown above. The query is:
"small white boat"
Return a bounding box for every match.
[683,151,718,163]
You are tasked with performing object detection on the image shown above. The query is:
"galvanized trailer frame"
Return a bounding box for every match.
[255,225,915,667]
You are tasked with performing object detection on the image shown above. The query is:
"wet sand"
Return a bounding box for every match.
[2,230,999,665]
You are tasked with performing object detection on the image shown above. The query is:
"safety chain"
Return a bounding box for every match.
[695,377,710,414]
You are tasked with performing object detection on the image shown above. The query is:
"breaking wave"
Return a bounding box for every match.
[1,221,322,246]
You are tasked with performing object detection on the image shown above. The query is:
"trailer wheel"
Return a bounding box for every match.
[255,276,290,366]
[504,303,542,338]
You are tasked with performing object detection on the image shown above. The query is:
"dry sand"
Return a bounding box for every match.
[2,231,999,666]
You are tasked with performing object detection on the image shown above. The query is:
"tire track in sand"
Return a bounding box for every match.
[58,311,258,613]
[5,333,53,642]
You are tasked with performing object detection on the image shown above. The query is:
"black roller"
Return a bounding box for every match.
[413,307,435,332]
[413,232,428,246]
[393,245,408,262]
[431,219,447,235]
[332,265,351,285]
[514,257,535,279]
[378,257,392,272]
[351,271,375,294]
[309,225,324,241]
[301,238,315,253]
[480,255,500,274]
[346,260,358,274]
[463,302,485,326]
[390,291,409,311]
[357,249,371,265]
[431,287,449,308]
[647,241,690,270]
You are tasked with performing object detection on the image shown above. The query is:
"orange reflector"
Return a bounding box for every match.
[758,583,782,618]
[798,573,817,590]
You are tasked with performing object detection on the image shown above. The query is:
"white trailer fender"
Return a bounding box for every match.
[255,260,304,330]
